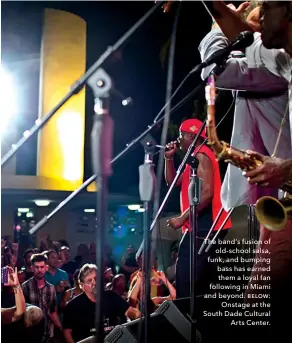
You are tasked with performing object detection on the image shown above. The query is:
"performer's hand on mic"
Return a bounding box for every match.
[166,216,185,230]
[165,141,177,159]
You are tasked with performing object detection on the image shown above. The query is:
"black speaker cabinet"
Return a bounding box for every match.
[104,298,203,343]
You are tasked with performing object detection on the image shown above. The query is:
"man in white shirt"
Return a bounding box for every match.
[201,0,292,338]
[199,4,291,210]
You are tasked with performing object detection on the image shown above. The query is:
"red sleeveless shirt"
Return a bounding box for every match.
[180,145,232,233]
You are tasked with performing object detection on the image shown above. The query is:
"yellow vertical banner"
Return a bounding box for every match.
[37,8,86,190]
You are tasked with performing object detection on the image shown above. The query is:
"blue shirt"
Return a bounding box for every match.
[45,268,69,305]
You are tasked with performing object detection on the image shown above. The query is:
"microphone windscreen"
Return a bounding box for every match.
[235,31,254,50]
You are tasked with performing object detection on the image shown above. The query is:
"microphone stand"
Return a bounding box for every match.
[89,68,113,343]
[139,141,156,343]
[1,1,162,168]
[187,156,202,343]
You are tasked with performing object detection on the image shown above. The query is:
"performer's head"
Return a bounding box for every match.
[78,263,97,298]
[260,1,292,50]
[178,118,206,151]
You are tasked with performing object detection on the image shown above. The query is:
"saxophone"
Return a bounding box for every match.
[205,74,292,231]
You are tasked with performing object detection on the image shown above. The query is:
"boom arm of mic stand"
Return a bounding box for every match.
[1,1,162,168]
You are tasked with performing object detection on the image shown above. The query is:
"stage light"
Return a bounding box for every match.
[138,208,145,213]
[34,200,50,207]
[128,204,141,211]
[84,209,95,213]
[0,66,17,135]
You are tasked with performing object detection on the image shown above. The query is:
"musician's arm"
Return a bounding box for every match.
[203,2,292,81]
[203,1,252,41]
[199,29,288,91]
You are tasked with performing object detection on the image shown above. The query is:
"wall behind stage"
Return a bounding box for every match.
[66,211,176,271]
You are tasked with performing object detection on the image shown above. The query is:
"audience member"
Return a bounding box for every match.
[111,274,127,300]
[128,270,176,309]
[21,253,62,341]
[58,246,78,284]
[18,249,34,283]
[61,269,82,309]
[45,250,70,307]
[104,244,117,275]
[166,247,178,283]
[119,245,139,284]
[129,256,164,298]
[63,264,140,342]
[74,243,90,268]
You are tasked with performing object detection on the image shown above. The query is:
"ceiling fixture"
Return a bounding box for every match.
[34,200,50,207]
[128,204,141,211]
[17,208,30,213]
[84,209,95,213]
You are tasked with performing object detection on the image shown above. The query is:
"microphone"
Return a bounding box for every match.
[191,31,254,74]
[156,138,179,149]
[121,97,133,106]
[112,88,133,107]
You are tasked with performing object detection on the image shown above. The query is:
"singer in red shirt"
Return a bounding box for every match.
[165,118,232,298]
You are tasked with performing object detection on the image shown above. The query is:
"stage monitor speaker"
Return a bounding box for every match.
[104,298,203,343]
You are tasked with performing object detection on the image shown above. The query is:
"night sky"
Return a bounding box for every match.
[1,1,235,213]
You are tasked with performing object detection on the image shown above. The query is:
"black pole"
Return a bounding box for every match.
[89,68,114,343]
[187,157,202,342]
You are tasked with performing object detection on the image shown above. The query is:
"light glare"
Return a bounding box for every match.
[0,67,17,135]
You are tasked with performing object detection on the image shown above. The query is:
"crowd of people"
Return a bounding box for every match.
[1,236,177,343]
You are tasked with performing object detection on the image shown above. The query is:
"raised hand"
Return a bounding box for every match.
[166,216,185,230]
[157,271,167,284]
[4,267,20,287]
[212,2,250,29]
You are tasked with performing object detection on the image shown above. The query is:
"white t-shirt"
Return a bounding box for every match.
[199,29,291,211]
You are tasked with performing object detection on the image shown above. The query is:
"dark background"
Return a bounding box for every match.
[1,1,235,212]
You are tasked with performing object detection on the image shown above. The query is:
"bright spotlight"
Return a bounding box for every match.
[0,66,17,135]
